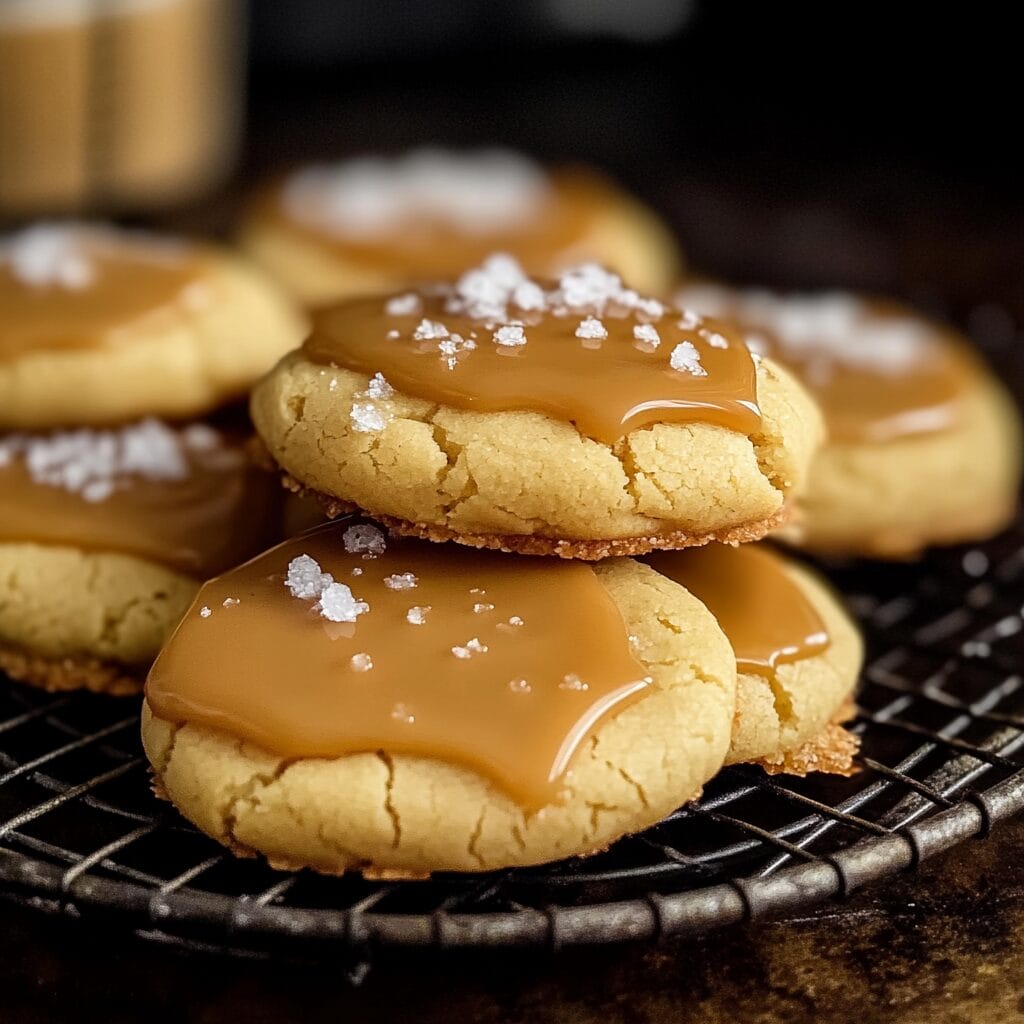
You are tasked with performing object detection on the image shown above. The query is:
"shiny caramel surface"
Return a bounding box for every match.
[677,286,978,444]
[0,426,279,578]
[146,520,652,809]
[646,544,829,677]
[263,166,620,279]
[0,224,207,361]
[303,262,761,445]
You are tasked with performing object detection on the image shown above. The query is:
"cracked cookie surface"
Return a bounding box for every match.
[141,559,737,874]
[0,542,196,694]
[251,352,822,555]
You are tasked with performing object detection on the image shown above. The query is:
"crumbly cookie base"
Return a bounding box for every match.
[278,469,793,560]
[0,641,143,697]
[756,703,860,777]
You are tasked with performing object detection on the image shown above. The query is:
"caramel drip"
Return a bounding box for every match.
[260,169,621,279]
[0,241,207,361]
[645,544,829,678]
[303,296,761,445]
[0,434,280,578]
[146,520,652,809]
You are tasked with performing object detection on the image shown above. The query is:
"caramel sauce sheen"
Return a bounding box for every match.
[303,296,761,445]
[0,242,206,361]
[645,544,829,678]
[0,436,280,578]
[146,521,653,810]
[266,170,620,278]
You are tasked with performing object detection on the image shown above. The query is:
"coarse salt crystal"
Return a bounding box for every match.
[669,341,707,376]
[633,323,661,348]
[512,280,545,311]
[473,602,495,614]
[285,554,333,599]
[222,597,240,607]
[493,324,527,347]
[508,615,524,626]
[199,606,212,618]
[385,292,422,316]
[406,605,430,625]
[365,372,394,399]
[703,330,729,349]
[343,524,386,555]
[350,402,387,433]
[391,702,415,724]
[384,572,418,590]
[677,308,701,330]
[509,679,532,694]
[413,318,449,341]
[350,652,373,672]
[319,581,370,623]
[575,316,607,341]
[452,637,488,659]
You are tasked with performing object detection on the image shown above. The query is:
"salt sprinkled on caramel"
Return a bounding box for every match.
[350,652,373,672]
[342,524,386,556]
[633,323,660,349]
[406,605,430,625]
[576,316,607,341]
[285,552,369,623]
[281,149,552,239]
[493,324,527,347]
[670,341,707,377]
[0,418,226,503]
[385,293,422,317]
[199,606,212,618]
[318,582,369,623]
[384,573,418,590]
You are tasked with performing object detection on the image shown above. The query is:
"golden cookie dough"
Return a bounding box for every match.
[791,376,1021,557]
[141,559,737,875]
[724,558,862,768]
[0,542,196,695]
[239,156,682,305]
[251,351,823,558]
[0,225,308,430]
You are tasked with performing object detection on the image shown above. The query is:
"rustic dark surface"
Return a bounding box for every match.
[4,816,1024,1023]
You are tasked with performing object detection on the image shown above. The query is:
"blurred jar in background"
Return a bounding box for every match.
[0,0,243,216]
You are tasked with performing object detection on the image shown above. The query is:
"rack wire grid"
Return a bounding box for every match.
[1,317,1023,956]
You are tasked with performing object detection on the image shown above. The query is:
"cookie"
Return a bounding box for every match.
[0,419,281,693]
[0,222,307,429]
[252,257,823,559]
[142,519,737,874]
[676,285,1022,557]
[644,543,863,772]
[238,148,682,305]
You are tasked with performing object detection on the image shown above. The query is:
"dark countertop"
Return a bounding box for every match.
[5,815,1024,1023]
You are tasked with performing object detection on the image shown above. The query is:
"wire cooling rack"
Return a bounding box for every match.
[2,523,1023,954]
[2,326,1023,956]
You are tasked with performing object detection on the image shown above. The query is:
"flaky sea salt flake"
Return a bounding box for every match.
[493,324,527,347]
[342,524,386,556]
[318,582,369,623]
[350,652,374,672]
[385,292,422,317]
[384,572,418,590]
[576,316,607,341]
[350,402,387,433]
[406,605,431,625]
[669,341,708,376]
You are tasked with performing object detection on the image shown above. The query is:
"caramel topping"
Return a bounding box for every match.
[303,257,761,445]
[0,223,208,362]
[146,520,652,810]
[262,153,617,279]
[0,421,279,578]
[677,285,978,444]
[645,544,829,678]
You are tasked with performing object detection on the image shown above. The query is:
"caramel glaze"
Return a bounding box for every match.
[146,519,653,810]
[645,544,829,678]
[261,168,629,280]
[681,288,980,444]
[0,239,207,361]
[304,296,761,446]
[0,432,280,578]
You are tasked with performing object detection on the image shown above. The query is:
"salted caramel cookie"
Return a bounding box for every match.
[645,543,863,773]
[676,285,1022,557]
[238,148,682,305]
[142,519,737,874]
[252,257,823,559]
[0,420,281,693]
[0,222,307,429]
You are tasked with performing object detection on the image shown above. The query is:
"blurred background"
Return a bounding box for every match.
[1,0,1020,318]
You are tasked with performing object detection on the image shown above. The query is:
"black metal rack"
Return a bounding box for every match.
[2,520,1023,954]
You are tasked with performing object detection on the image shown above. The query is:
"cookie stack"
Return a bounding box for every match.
[142,253,868,875]
[0,222,307,693]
